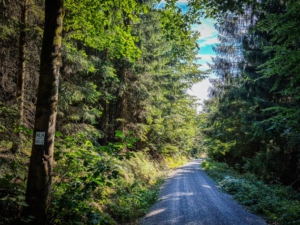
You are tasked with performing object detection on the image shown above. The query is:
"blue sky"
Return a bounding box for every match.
[192,18,218,70]
[189,18,218,111]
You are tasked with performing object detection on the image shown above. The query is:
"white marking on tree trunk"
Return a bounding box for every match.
[35,132,45,145]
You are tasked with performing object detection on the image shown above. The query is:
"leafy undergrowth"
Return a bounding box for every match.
[103,154,190,224]
[201,159,300,225]
[48,148,170,225]
[164,155,190,169]
[0,135,191,225]
[102,152,166,224]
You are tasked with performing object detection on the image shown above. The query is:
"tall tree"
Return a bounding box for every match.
[203,10,250,162]
[23,0,64,223]
[15,0,28,152]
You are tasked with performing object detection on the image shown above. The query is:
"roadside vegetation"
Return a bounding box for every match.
[0,0,201,223]
[1,132,190,225]
[1,0,300,224]
[200,1,300,224]
[202,159,300,225]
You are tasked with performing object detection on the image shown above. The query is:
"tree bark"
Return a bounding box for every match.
[15,0,28,152]
[23,0,64,224]
[120,66,127,134]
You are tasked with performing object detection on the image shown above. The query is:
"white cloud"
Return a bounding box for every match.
[189,51,216,111]
[199,64,210,71]
[193,23,216,39]
[198,37,219,47]
[196,53,214,72]
[188,78,211,99]
[193,18,219,47]
[196,54,214,62]
[187,78,212,111]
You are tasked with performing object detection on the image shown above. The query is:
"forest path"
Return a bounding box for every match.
[141,159,266,225]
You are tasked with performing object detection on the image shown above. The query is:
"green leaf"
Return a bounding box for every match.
[18,201,29,207]
[55,131,63,138]
[85,140,93,147]
[115,130,124,138]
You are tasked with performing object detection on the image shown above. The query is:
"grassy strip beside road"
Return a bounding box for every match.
[201,159,300,225]
[103,154,190,224]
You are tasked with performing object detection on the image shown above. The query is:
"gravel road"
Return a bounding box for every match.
[141,159,266,225]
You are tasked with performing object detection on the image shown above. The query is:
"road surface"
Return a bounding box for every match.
[141,159,266,225]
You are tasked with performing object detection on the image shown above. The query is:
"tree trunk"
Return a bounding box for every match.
[120,68,127,134]
[23,0,64,224]
[117,60,127,135]
[15,0,28,152]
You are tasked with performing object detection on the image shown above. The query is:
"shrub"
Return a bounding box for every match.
[202,159,300,224]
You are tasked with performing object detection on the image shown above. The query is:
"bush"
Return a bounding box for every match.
[202,159,300,225]
[102,151,165,223]
[1,129,186,225]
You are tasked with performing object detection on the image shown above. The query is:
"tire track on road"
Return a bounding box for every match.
[141,159,266,225]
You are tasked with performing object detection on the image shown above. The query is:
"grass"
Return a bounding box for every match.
[164,155,190,169]
[201,159,300,225]
[103,153,191,224]
[102,152,167,224]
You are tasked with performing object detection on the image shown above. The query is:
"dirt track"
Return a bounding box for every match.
[141,159,266,225]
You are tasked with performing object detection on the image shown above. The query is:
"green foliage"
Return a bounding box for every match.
[254,0,300,151]
[0,174,27,224]
[164,155,190,169]
[48,131,168,224]
[101,151,167,223]
[49,131,136,224]
[107,184,160,223]
[202,159,300,224]
[1,0,257,224]
[0,148,29,224]
[64,0,147,61]
[0,130,167,225]
[107,8,204,158]
[63,41,98,74]
[202,0,300,188]
[0,103,18,145]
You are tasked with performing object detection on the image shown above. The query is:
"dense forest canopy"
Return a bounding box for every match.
[202,0,300,188]
[0,0,299,224]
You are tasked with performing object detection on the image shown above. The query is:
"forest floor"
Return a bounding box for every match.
[141,159,266,225]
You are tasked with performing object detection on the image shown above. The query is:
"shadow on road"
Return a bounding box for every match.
[141,159,266,225]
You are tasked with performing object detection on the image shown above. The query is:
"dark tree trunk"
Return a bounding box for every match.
[119,61,127,134]
[15,0,28,152]
[23,0,64,224]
